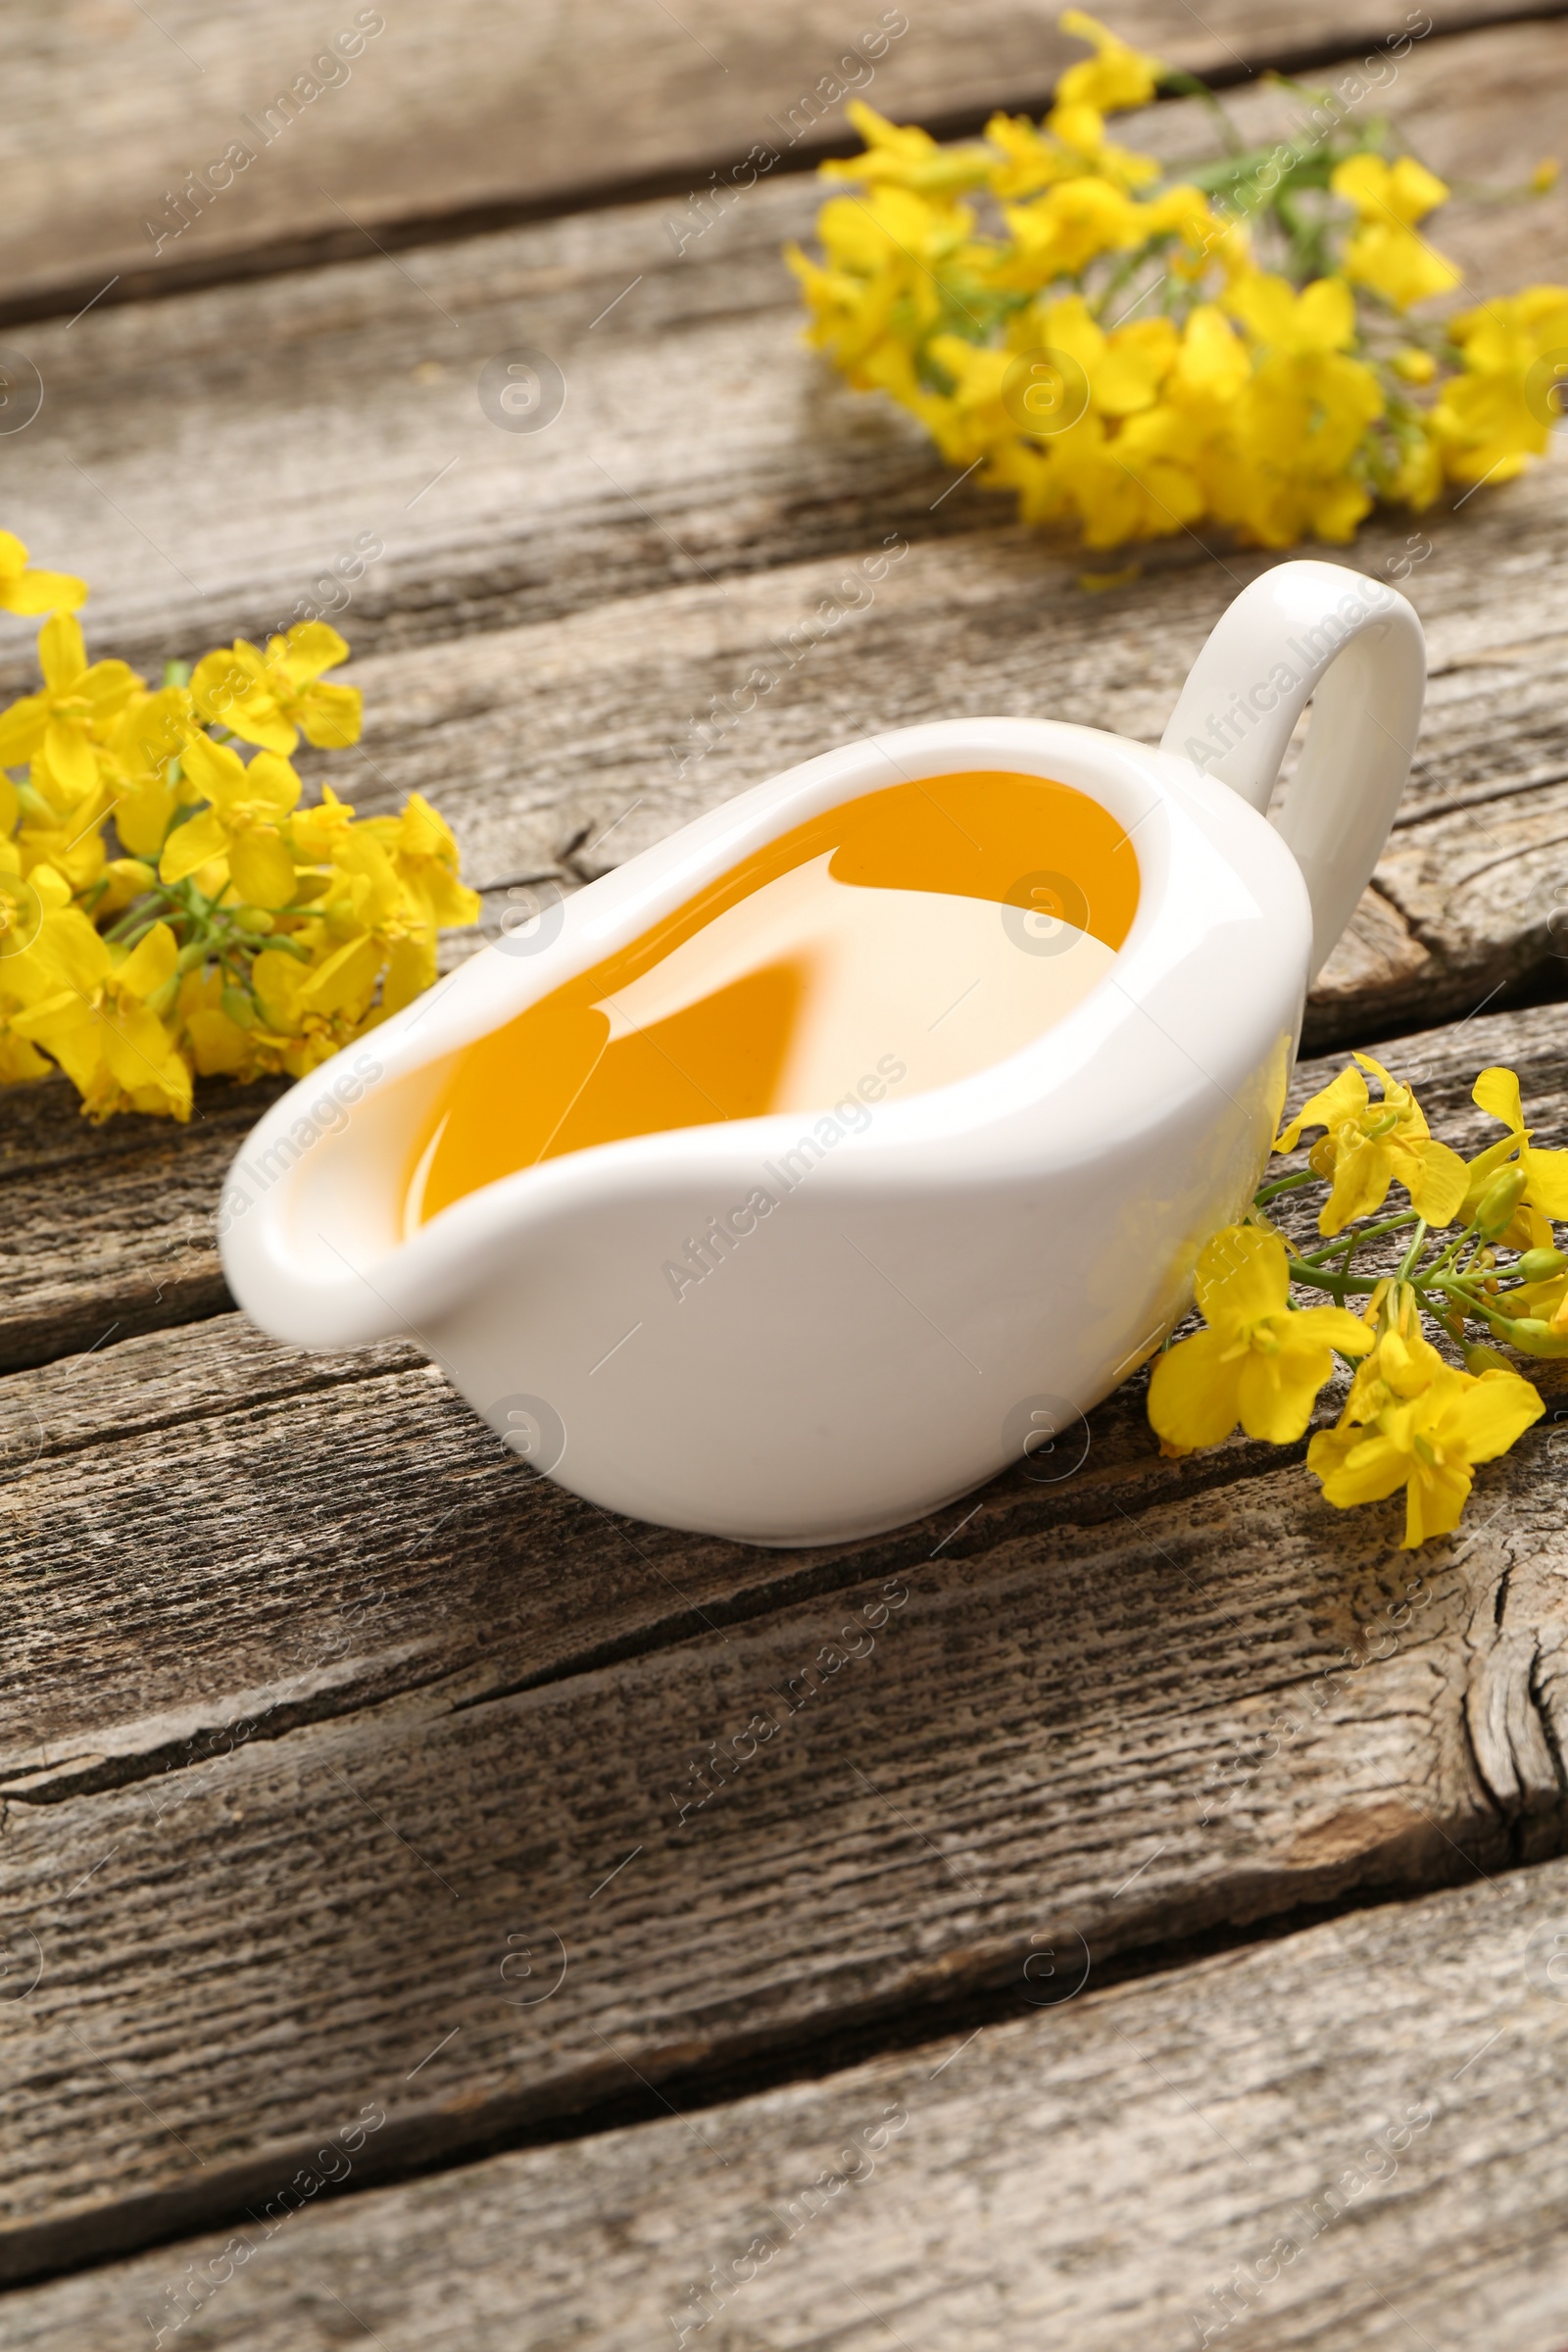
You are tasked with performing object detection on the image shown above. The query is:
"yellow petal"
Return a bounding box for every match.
[1377,1324,1446,1398]
[80,659,144,719]
[1458,1132,1525,1223]
[1521,1144,1568,1220]
[180,732,249,807]
[37,612,86,692]
[1284,1304,1376,1357]
[1403,1460,1470,1547]
[222,704,299,756]
[297,682,363,750]
[277,621,350,685]
[382,932,437,1013]
[41,717,99,803]
[1236,1341,1333,1445]
[190,646,261,723]
[116,777,177,859]
[101,1001,183,1097]
[160,807,229,886]
[1331,153,1388,218]
[252,947,306,1027]
[242,751,303,815]
[1407,1138,1467,1227]
[1193,1223,1289,1332]
[297,931,381,1016]
[1319,1134,1392,1237]
[1473,1065,1525,1136]
[1147,1327,1246,1451]
[184,1006,254,1076]
[1307,1425,1410,1508]
[0,693,48,767]
[7,985,97,1047]
[1442,1367,1544,1464]
[228,828,297,909]
[1276,1063,1366,1152]
[0,567,89,616]
[1298,276,1355,352]
[1389,157,1449,224]
[118,919,178,999]
[20,905,110,997]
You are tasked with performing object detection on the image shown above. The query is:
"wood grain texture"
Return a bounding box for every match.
[6,20,1565,674]
[0,1077,285,1375]
[3,0,1553,317]
[4,483,1567,1373]
[0,24,1561,1054]
[3,17,1567,2311]
[3,996,1568,2280]
[11,1853,1568,2349]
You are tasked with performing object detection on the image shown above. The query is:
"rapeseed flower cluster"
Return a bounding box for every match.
[1149,1058,1567,1546]
[0,542,478,1122]
[789,12,1567,552]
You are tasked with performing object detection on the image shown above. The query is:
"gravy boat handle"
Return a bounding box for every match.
[1159,558,1425,981]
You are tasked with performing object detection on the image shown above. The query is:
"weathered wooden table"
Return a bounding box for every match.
[4,4,1568,2343]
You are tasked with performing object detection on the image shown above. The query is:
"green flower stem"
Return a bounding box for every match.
[1254,1169,1320,1205]
[1296,1208,1421,1267]
[1396,1218,1429,1280]
[1286,1258,1382,1297]
[1421,1227,1476,1281]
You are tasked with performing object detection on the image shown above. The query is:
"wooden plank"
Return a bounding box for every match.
[4,999,1568,2279]
[0,1077,285,1375]
[0,26,1558,1053]
[6,20,1565,679]
[9,1853,1568,2349]
[6,473,1566,1369]
[3,0,1551,320]
[323,489,1568,1049]
[7,990,1567,1741]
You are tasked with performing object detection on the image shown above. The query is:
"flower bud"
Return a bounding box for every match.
[1464,1344,1513,1375]
[1474,1165,1529,1239]
[1513,1248,1566,1282]
[234,906,274,935]
[1504,1317,1568,1358]
[98,857,156,914]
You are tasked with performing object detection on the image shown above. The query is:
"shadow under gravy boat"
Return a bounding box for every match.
[220,561,1424,1546]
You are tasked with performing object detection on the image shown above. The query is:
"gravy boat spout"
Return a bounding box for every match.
[220,562,1425,1545]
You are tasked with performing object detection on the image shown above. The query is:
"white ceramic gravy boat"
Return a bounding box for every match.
[221,560,1424,1545]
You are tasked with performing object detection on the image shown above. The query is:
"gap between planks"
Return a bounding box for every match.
[6,0,1567,329]
[5,1002,1568,2279]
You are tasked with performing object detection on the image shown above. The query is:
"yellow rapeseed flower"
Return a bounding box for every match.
[817,103,994,201]
[0,530,87,617]
[1307,1303,1542,1545]
[1149,1224,1373,1452]
[4,899,190,1121]
[104,685,202,858]
[1459,1064,1568,1221]
[1212,272,1386,545]
[1275,1053,1467,1238]
[1054,11,1163,116]
[790,20,1564,551]
[1331,154,1461,311]
[0,613,141,804]
[160,734,303,909]
[1433,284,1568,486]
[191,622,362,755]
